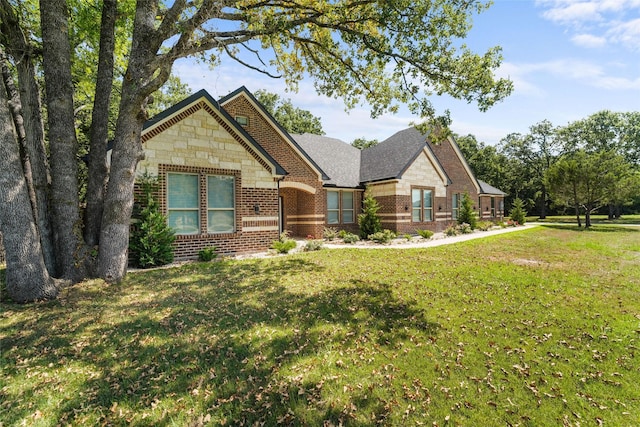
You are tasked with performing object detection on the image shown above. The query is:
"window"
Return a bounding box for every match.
[235,115,249,126]
[327,191,339,224]
[168,173,200,234]
[452,193,460,220]
[207,176,235,233]
[327,190,355,224]
[342,192,354,223]
[167,172,236,235]
[412,188,433,222]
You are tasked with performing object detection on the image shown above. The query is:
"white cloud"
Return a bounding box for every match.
[537,0,640,49]
[539,1,603,25]
[571,33,607,47]
[606,18,640,50]
[502,58,640,91]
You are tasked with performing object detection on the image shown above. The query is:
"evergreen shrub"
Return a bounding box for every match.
[458,193,477,229]
[358,186,382,238]
[130,173,175,268]
[509,198,527,225]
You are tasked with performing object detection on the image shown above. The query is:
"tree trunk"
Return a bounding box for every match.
[574,205,581,228]
[0,0,55,275]
[96,98,146,283]
[0,81,58,303]
[84,0,117,248]
[539,186,547,219]
[97,0,171,283]
[40,0,85,280]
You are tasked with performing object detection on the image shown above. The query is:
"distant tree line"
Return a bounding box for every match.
[456,111,640,226]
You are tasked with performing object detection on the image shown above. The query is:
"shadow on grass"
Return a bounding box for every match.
[1,256,439,426]
[540,224,640,233]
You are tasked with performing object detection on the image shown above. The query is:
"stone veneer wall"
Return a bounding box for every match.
[138,102,280,259]
[369,150,450,234]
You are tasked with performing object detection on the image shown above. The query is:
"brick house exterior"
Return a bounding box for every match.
[133,87,505,260]
[0,88,505,265]
[138,90,286,260]
[218,88,332,239]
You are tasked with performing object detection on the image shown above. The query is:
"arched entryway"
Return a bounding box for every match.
[279,181,325,238]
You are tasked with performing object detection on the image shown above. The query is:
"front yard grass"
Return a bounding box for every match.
[526,214,640,225]
[1,225,639,426]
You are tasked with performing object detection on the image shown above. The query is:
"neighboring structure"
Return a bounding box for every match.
[136,86,505,260]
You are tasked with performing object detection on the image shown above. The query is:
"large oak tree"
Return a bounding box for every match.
[1,0,512,302]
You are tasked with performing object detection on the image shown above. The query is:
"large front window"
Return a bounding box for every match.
[207,176,235,233]
[327,190,355,224]
[167,172,236,235]
[168,173,200,234]
[412,188,433,222]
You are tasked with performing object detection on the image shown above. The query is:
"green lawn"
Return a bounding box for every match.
[526,214,640,225]
[1,225,639,426]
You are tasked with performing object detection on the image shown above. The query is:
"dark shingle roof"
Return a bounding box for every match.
[360,127,450,184]
[478,180,507,195]
[291,133,362,187]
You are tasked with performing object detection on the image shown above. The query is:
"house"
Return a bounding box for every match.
[138,89,286,260]
[136,86,505,260]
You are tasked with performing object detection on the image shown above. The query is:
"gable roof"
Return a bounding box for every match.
[428,134,482,194]
[143,89,286,176]
[218,86,328,181]
[360,127,451,185]
[291,133,362,187]
[478,180,507,196]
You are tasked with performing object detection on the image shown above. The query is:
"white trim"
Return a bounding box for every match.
[280,181,317,194]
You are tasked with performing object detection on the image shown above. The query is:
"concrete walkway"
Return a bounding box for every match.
[318,223,538,251]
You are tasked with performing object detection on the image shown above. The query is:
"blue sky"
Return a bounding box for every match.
[174,0,640,145]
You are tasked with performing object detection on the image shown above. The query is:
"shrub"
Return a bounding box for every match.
[457,193,477,229]
[457,222,473,234]
[368,229,396,244]
[304,239,324,252]
[416,229,434,239]
[198,247,218,262]
[342,232,360,244]
[358,186,382,238]
[337,229,348,239]
[130,173,175,268]
[272,231,297,254]
[444,225,458,236]
[403,234,412,241]
[477,221,494,231]
[323,227,338,241]
[509,198,527,225]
